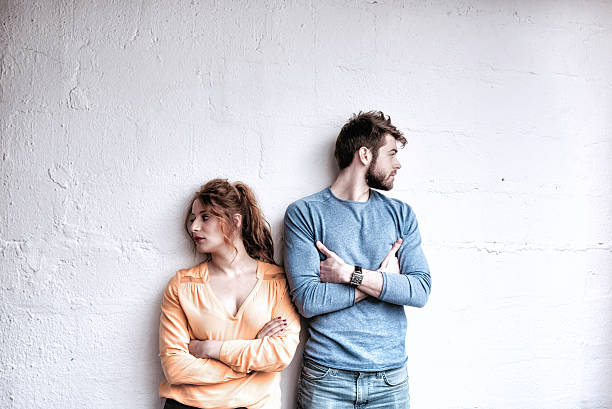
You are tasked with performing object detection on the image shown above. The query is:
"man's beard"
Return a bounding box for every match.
[366,160,393,191]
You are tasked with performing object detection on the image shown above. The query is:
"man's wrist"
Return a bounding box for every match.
[343,264,354,284]
[349,265,364,286]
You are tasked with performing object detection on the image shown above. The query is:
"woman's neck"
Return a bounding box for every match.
[208,239,256,276]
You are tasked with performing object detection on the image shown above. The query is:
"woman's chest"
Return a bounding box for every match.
[179,282,272,340]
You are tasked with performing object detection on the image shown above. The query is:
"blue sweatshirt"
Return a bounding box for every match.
[283,187,431,371]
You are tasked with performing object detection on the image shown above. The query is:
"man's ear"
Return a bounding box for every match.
[357,147,371,166]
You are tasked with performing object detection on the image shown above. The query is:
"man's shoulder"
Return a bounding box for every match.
[286,187,331,213]
[371,190,413,212]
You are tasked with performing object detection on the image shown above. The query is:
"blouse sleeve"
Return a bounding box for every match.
[218,279,301,373]
[159,274,248,385]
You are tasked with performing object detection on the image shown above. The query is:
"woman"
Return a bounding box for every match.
[159,179,300,409]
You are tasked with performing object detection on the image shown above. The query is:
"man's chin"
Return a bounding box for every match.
[366,171,394,191]
[368,181,393,191]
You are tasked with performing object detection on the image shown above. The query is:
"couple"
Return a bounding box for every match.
[158,111,432,409]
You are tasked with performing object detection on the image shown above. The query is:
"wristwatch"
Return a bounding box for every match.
[350,266,363,286]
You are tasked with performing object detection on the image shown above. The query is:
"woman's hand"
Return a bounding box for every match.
[256,317,287,339]
[188,317,287,361]
[188,339,223,360]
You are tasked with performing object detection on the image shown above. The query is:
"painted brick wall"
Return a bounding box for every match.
[1,1,611,408]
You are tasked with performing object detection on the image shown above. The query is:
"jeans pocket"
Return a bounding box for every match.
[301,360,331,381]
[382,365,409,386]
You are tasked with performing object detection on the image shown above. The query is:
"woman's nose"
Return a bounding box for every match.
[190,220,200,232]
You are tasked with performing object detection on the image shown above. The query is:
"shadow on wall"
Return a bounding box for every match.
[150,285,166,409]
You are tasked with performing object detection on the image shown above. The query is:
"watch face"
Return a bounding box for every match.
[350,271,363,286]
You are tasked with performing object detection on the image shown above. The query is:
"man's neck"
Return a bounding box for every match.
[330,169,370,202]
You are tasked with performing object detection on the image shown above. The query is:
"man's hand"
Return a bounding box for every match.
[316,238,403,300]
[188,339,223,360]
[378,238,402,274]
[256,317,287,339]
[316,241,353,284]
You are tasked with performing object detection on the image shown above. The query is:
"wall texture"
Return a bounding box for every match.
[1,1,611,408]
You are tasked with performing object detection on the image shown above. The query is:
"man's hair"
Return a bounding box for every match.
[334,111,407,169]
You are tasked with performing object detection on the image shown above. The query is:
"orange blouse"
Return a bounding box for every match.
[159,261,300,409]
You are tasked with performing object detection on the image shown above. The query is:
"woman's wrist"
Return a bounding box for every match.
[188,339,224,360]
[204,340,223,360]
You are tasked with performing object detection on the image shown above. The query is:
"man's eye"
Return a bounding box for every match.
[202,215,209,221]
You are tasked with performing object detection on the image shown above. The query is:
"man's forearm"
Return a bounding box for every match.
[354,287,369,302]
[355,268,383,298]
[321,260,383,298]
[318,240,402,300]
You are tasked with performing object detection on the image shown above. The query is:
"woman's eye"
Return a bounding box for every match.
[202,215,209,221]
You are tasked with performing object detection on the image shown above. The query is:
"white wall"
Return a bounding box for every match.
[1,1,611,408]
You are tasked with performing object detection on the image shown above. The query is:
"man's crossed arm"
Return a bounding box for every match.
[316,239,402,302]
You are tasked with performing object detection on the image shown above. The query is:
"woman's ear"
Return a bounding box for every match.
[232,213,242,230]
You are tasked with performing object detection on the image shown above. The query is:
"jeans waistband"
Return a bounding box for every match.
[303,358,406,376]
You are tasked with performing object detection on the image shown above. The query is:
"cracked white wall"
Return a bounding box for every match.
[1,1,611,409]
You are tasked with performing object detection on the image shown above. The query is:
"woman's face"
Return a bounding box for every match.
[188,200,226,254]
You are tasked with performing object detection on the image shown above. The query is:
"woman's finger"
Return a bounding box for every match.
[256,318,287,339]
[264,322,287,338]
[261,320,287,337]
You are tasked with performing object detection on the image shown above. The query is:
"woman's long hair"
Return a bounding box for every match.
[185,179,275,264]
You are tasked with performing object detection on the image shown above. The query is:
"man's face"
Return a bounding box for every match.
[366,133,402,191]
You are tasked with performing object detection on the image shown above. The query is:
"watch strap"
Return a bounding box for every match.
[350,265,363,286]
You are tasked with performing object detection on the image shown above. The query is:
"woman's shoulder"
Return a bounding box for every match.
[259,261,286,281]
[166,263,206,288]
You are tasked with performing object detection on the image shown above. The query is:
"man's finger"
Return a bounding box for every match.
[379,238,403,268]
[316,241,336,258]
[390,238,402,254]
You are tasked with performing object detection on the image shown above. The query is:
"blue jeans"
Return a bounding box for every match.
[297,359,410,409]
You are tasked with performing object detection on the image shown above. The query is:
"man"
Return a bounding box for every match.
[283,111,431,408]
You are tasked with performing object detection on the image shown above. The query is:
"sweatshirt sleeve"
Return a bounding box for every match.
[379,206,432,307]
[159,274,248,385]
[283,202,356,318]
[218,279,300,373]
